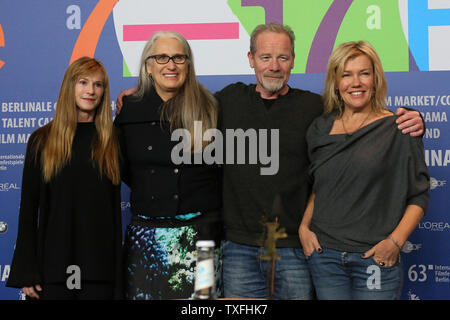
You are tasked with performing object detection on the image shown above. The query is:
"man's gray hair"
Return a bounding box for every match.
[249,23,296,56]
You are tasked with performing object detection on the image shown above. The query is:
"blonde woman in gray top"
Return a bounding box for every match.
[299,41,429,300]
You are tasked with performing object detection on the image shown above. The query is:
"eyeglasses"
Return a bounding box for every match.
[147,54,188,65]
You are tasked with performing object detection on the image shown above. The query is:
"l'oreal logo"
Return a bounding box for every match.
[0,182,20,192]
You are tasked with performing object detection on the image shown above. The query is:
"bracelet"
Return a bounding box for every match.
[388,235,402,251]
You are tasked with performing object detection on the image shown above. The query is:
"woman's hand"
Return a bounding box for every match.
[115,88,137,114]
[22,284,42,299]
[298,224,322,258]
[362,238,400,267]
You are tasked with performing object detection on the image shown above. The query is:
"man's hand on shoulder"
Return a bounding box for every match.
[395,107,424,137]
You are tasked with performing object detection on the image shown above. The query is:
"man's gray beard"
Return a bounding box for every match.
[262,78,285,93]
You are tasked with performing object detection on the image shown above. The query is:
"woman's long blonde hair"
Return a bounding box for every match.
[33,57,120,184]
[323,40,388,117]
[134,30,218,149]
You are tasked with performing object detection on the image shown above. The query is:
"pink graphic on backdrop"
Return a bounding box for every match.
[113,0,253,75]
[123,23,239,41]
[0,24,5,69]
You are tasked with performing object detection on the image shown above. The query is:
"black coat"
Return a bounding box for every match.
[114,89,222,218]
[7,123,123,299]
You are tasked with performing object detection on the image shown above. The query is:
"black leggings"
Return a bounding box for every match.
[28,282,113,300]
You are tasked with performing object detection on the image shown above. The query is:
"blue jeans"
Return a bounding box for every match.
[222,241,313,300]
[307,247,403,300]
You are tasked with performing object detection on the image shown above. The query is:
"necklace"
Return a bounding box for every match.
[341,111,372,140]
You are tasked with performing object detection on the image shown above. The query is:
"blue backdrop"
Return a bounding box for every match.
[0,0,449,300]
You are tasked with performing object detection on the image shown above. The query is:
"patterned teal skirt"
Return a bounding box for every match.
[124,213,223,300]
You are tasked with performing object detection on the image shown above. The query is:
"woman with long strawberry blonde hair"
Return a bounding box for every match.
[7,57,122,300]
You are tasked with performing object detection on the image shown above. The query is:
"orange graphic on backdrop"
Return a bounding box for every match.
[70,0,118,64]
[0,24,5,69]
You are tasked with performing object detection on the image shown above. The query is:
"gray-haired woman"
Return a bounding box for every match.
[114,31,223,300]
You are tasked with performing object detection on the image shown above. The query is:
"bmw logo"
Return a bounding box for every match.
[0,221,7,234]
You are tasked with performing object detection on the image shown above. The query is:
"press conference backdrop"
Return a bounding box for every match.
[0,0,449,300]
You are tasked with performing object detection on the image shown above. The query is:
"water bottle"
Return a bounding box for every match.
[193,240,216,299]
